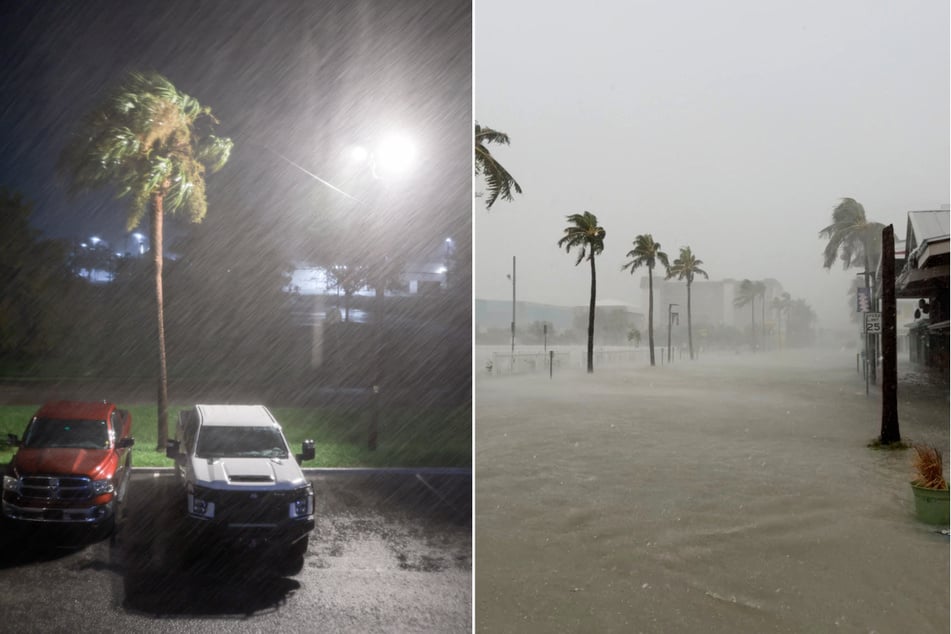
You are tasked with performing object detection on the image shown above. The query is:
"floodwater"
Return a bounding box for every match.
[475,347,949,633]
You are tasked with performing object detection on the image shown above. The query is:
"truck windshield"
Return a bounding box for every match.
[195,426,289,459]
[22,418,109,449]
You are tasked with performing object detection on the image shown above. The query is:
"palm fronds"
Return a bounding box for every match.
[558,211,605,265]
[621,233,669,275]
[475,123,522,209]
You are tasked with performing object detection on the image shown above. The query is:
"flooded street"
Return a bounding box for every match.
[475,348,948,633]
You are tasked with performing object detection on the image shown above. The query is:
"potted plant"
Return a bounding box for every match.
[909,444,949,525]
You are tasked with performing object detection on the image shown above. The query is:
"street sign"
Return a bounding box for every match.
[865,312,882,334]
[856,287,871,312]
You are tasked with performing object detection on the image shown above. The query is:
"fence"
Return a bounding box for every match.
[483,346,679,376]
[486,352,570,376]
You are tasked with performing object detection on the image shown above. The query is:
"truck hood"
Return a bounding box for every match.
[191,456,306,490]
[12,448,114,479]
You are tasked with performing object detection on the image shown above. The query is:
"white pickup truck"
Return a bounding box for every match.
[166,404,315,571]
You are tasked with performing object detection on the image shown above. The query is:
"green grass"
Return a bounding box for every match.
[0,404,471,468]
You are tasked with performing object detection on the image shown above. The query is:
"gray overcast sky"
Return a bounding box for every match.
[474,0,949,332]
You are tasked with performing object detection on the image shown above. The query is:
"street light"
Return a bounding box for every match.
[667,303,680,363]
[347,132,416,451]
[506,255,516,360]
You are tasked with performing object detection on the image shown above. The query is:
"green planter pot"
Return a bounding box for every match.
[910,482,950,525]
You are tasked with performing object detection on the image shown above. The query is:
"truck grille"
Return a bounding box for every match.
[208,490,295,525]
[20,475,92,500]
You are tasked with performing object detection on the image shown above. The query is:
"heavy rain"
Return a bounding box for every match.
[475,0,948,632]
[1,0,470,631]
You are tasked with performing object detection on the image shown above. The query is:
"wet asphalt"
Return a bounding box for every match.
[0,470,471,633]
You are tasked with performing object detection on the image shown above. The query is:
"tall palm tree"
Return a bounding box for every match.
[819,197,884,379]
[734,279,758,351]
[770,291,791,349]
[475,123,522,209]
[667,246,708,360]
[557,211,605,373]
[59,71,232,450]
[622,234,669,366]
[753,280,768,348]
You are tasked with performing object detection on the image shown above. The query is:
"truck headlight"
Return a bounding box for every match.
[91,478,114,496]
[290,486,314,518]
[187,483,214,518]
[3,475,19,494]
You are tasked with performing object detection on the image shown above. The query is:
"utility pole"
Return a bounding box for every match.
[667,303,679,363]
[509,256,516,358]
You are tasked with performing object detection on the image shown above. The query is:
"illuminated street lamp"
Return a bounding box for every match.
[348,132,417,450]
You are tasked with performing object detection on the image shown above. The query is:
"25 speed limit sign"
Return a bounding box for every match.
[865,312,882,334]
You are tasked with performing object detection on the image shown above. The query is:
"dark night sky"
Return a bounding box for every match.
[0,0,471,260]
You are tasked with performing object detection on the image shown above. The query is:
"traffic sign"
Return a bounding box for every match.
[865,312,882,334]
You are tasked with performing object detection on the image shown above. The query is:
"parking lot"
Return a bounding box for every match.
[0,470,471,633]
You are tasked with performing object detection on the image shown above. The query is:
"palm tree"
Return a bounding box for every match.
[59,72,232,450]
[734,279,758,351]
[753,280,768,349]
[667,246,708,360]
[475,123,522,209]
[557,211,605,373]
[819,197,884,378]
[621,234,669,366]
[770,291,791,348]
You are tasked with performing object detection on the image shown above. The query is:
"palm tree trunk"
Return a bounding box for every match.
[879,224,899,443]
[150,194,169,451]
[587,254,596,373]
[647,268,655,366]
[687,279,694,360]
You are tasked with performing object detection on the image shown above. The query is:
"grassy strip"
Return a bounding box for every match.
[0,404,471,468]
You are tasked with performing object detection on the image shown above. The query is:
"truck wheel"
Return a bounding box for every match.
[278,537,308,575]
[291,535,309,558]
[98,513,116,541]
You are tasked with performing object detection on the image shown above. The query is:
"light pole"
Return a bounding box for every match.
[506,255,516,359]
[348,133,416,451]
[667,303,679,363]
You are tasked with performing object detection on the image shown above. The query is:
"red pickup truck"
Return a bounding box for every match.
[2,400,134,534]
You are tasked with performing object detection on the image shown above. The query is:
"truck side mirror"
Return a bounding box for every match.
[6,433,20,447]
[117,437,135,449]
[166,439,180,459]
[298,439,315,463]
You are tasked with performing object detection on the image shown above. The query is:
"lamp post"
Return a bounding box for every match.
[667,303,679,363]
[506,255,516,359]
[348,133,416,451]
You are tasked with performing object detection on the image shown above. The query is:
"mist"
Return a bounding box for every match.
[474,0,950,334]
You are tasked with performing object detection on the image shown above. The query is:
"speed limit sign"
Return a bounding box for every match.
[865,312,882,334]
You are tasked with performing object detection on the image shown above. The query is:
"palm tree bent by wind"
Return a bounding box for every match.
[819,197,884,379]
[622,234,669,366]
[558,212,605,373]
[667,246,708,360]
[475,123,522,209]
[59,72,233,450]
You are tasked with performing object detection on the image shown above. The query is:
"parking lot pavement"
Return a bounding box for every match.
[0,470,471,633]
